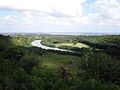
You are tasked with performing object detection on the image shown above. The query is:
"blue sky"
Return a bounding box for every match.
[0,0,120,33]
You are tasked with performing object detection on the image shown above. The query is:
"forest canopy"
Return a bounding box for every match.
[0,34,120,90]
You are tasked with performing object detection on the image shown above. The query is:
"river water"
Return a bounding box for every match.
[31,40,73,52]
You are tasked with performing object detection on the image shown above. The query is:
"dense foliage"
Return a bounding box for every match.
[0,34,120,90]
[42,35,120,56]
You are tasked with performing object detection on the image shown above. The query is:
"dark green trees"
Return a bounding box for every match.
[79,50,120,85]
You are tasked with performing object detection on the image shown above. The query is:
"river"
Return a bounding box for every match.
[31,40,73,52]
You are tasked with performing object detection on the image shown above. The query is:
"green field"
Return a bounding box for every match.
[55,42,89,48]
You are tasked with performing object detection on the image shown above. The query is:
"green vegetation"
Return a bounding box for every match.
[55,42,89,48]
[42,35,120,55]
[0,34,120,90]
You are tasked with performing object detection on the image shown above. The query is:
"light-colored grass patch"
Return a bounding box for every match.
[75,43,89,48]
[55,43,74,47]
[55,42,89,48]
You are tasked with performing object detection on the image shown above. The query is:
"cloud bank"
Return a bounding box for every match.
[90,0,120,26]
[0,0,85,17]
[0,0,120,32]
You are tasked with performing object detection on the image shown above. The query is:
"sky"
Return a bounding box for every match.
[0,0,120,33]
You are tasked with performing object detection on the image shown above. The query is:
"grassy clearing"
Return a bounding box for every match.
[75,43,89,48]
[55,42,89,48]
[41,52,80,74]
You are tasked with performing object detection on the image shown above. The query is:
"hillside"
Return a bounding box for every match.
[0,34,120,90]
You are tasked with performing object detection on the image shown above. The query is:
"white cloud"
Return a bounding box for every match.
[0,0,86,17]
[1,0,120,33]
[21,11,92,26]
[91,0,120,26]
[72,16,90,25]
[3,15,18,23]
[0,10,90,27]
[0,15,18,27]
[0,0,89,29]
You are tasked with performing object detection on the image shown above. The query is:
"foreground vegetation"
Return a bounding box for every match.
[0,34,120,90]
